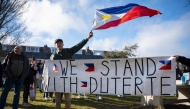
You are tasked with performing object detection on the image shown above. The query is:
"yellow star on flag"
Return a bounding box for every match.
[102,14,111,20]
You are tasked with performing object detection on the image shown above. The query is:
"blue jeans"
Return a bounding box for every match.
[0,77,23,109]
[38,79,42,90]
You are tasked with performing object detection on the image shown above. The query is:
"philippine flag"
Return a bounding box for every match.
[53,63,58,72]
[84,63,95,72]
[159,60,171,70]
[81,81,87,87]
[92,3,161,30]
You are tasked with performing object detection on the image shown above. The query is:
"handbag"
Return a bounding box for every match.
[36,71,42,80]
[29,85,35,99]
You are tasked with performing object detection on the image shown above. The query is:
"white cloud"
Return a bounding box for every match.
[90,37,119,50]
[22,0,88,37]
[78,0,90,7]
[132,12,190,57]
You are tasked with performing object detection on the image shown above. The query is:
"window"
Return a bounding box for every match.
[75,50,82,54]
[50,47,56,53]
[26,47,39,52]
[93,50,103,56]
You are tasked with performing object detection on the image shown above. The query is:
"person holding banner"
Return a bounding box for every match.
[174,55,190,67]
[50,31,93,109]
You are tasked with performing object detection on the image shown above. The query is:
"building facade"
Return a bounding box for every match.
[0,44,105,61]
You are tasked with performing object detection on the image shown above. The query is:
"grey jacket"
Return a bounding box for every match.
[2,52,29,80]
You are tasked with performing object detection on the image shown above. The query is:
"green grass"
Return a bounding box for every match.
[1,88,180,109]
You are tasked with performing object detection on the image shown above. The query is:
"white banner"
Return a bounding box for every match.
[42,56,176,96]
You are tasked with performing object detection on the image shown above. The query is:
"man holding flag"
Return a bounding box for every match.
[48,3,161,109]
[50,31,93,109]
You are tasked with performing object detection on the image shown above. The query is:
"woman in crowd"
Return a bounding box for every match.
[31,57,38,100]
[37,60,44,92]
[22,60,34,107]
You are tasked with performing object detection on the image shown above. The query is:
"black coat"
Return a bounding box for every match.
[23,67,34,84]
[0,62,3,87]
[176,68,182,80]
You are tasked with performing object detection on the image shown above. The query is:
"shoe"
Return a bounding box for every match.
[45,97,48,100]
[99,96,102,100]
[70,94,72,100]
[40,90,43,93]
[95,96,98,100]
[117,95,123,97]
[52,98,55,103]
[49,97,53,100]
[84,95,88,99]
[30,97,35,101]
[23,102,31,107]
[78,95,80,99]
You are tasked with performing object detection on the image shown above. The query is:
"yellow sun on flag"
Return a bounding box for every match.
[160,63,164,67]
[102,14,111,20]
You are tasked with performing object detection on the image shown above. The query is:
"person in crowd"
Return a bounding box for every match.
[84,46,93,55]
[0,61,3,88]
[50,31,93,109]
[31,57,38,100]
[185,66,190,72]
[181,66,187,74]
[176,65,182,80]
[39,59,54,101]
[22,63,34,107]
[37,60,44,92]
[0,46,29,109]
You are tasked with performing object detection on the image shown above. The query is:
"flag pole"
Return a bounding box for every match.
[90,19,95,32]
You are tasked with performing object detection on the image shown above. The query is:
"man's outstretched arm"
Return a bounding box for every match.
[69,31,93,55]
[174,55,190,67]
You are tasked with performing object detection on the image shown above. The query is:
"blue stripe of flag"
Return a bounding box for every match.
[98,3,139,14]
[159,60,171,65]
[84,63,94,68]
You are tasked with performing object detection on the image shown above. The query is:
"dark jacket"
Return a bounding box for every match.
[31,65,38,76]
[50,39,88,60]
[2,52,29,80]
[176,68,182,80]
[24,66,34,84]
[0,62,3,87]
[178,56,190,67]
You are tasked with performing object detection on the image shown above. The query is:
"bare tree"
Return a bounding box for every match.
[104,43,139,59]
[184,0,190,7]
[0,0,31,59]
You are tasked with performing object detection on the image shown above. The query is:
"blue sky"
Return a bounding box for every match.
[21,0,190,57]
